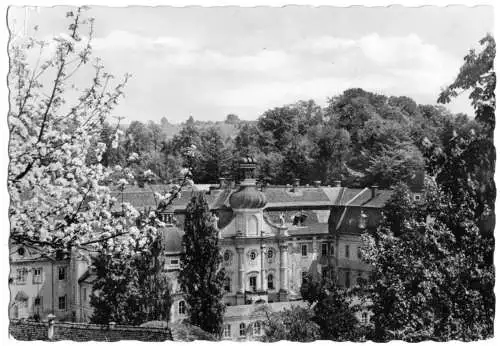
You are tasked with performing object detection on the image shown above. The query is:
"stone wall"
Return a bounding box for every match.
[9,319,173,342]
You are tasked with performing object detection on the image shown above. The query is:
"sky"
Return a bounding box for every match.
[7,5,494,123]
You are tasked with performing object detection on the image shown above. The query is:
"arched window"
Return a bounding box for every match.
[178,300,186,315]
[267,274,274,290]
[239,322,246,336]
[224,276,231,292]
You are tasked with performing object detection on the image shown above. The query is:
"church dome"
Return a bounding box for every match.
[158,226,184,254]
[229,156,267,209]
[229,186,267,209]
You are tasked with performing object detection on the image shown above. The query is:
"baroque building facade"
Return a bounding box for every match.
[10,157,423,340]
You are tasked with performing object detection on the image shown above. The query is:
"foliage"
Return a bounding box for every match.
[90,234,172,325]
[361,36,495,341]
[179,193,225,337]
[300,273,363,341]
[262,305,320,342]
[362,176,494,341]
[438,34,495,131]
[435,34,495,222]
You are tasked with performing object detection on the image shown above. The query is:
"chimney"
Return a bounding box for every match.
[334,180,342,187]
[371,185,378,199]
[293,178,300,188]
[313,180,321,187]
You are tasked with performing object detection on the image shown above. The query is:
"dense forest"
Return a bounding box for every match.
[93,88,476,189]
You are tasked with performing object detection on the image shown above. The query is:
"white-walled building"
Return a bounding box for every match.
[10,157,413,339]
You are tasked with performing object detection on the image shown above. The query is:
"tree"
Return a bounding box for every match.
[8,8,134,253]
[197,127,232,183]
[300,274,362,341]
[179,193,225,337]
[262,305,320,342]
[224,113,240,124]
[8,7,189,257]
[314,126,351,183]
[362,178,494,341]
[257,106,299,152]
[90,234,172,325]
[436,33,495,224]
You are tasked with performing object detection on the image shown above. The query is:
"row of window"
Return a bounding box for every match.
[17,295,67,310]
[223,321,263,338]
[223,274,276,293]
[15,266,67,284]
[303,243,362,259]
[317,270,366,288]
[220,243,363,263]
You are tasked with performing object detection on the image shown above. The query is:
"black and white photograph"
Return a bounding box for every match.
[4,1,496,342]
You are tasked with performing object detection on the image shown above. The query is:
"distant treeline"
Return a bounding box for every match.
[90,88,478,188]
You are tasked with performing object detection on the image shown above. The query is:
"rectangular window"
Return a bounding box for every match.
[171,259,179,265]
[224,277,231,292]
[267,274,274,290]
[224,324,231,338]
[16,268,27,284]
[357,247,362,259]
[58,295,66,310]
[249,276,257,292]
[322,268,328,280]
[301,271,308,284]
[240,323,246,336]
[253,321,262,335]
[301,244,308,257]
[321,243,328,256]
[361,312,369,324]
[345,271,351,288]
[34,296,42,306]
[58,267,66,281]
[33,268,43,284]
[83,288,87,302]
[345,245,350,258]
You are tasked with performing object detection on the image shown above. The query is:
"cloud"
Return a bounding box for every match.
[210,74,396,109]
[84,30,462,121]
[358,33,449,67]
[92,30,197,52]
[293,36,356,53]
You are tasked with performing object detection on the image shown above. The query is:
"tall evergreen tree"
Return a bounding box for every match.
[179,193,225,337]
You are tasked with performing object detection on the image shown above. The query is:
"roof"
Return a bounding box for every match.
[168,321,217,341]
[111,185,391,213]
[335,187,393,208]
[78,270,98,284]
[287,223,329,236]
[263,187,342,208]
[224,300,308,318]
[110,186,221,212]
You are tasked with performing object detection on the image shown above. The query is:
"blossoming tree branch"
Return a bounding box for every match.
[8,7,193,255]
